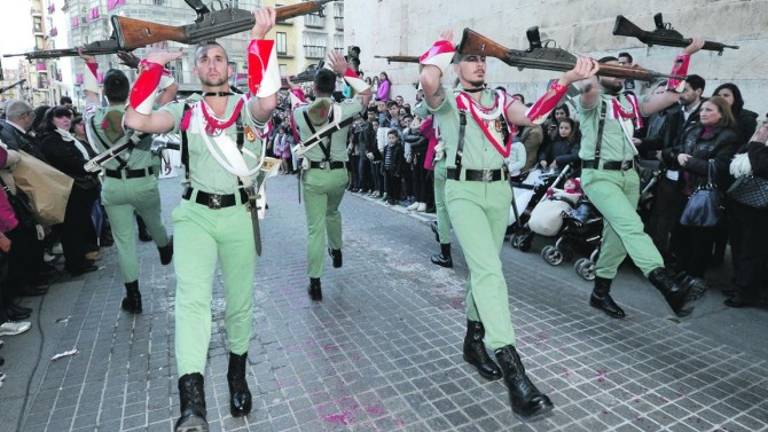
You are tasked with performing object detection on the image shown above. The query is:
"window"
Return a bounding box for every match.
[303,33,327,59]
[33,17,43,33]
[276,32,288,56]
[304,12,325,28]
[279,64,288,77]
[333,3,343,31]
[153,0,164,5]
[333,34,343,52]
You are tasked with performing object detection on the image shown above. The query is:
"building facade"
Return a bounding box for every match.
[345,0,768,116]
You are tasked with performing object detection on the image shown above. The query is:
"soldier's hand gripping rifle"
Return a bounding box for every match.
[457,27,680,82]
[374,55,419,64]
[613,14,738,55]
[112,0,334,50]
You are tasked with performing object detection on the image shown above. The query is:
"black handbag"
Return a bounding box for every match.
[680,160,721,227]
[726,175,768,208]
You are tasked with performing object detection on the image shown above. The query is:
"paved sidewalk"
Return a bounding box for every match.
[2,175,766,432]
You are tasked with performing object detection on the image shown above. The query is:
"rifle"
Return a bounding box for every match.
[3,39,121,61]
[374,55,419,64]
[0,79,27,94]
[613,14,739,55]
[457,27,679,82]
[112,0,334,50]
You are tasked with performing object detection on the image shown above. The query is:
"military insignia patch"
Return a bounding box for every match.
[245,126,256,142]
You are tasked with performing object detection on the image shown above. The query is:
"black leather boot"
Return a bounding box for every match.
[158,236,174,266]
[227,352,252,417]
[308,278,322,301]
[495,345,553,420]
[589,277,625,319]
[463,321,502,380]
[328,248,342,268]
[648,268,693,317]
[175,373,208,432]
[430,243,453,268]
[121,281,142,314]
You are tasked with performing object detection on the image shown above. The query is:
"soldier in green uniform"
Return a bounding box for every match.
[419,30,596,420]
[80,55,176,315]
[414,101,454,268]
[124,8,280,432]
[577,39,705,320]
[293,52,372,301]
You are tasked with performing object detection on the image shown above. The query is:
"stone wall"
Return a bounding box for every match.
[346,0,768,118]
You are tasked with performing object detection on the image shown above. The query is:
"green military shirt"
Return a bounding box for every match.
[427,87,507,171]
[576,92,638,163]
[160,94,264,195]
[86,105,154,170]
[293,97,362,163]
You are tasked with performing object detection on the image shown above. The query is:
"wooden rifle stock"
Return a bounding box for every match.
[374,55,419,64]
[113,0,334,50]
[613,14,739,54]
[458,28,678,82]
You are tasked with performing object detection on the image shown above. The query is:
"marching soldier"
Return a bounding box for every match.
[419,30,597,420]
[124,8,280,432]
[293,52,372,301]
[80,53,176,315]
[578,39,705,320]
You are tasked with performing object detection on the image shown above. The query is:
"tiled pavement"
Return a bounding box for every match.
[9,175,768,432]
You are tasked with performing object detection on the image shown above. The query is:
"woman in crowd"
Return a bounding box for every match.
[662,97,740,295]
[375,72,391,102]
[537,118,581,172]
[726,120,768,307]
[38,106,100,276]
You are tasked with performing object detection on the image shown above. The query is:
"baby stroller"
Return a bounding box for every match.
[529,176,603,281]
[509,166,572,251]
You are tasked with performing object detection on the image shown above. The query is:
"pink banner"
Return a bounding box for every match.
[87,6,100,21]
[48,3,55,13]
[49,27,58,37]
[107,0,126,11]
[36,63,47,72]
[70,16,80,28]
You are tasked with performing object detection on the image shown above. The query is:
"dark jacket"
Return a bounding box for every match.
[744,141,768,180]
[734,109,758,146]
[640,102,702,155]
[0,120,47,161]
[537,138,580,167]
[402,127,427,156]
[663,125,739,192]
[383,143,405,176]
[39,131,98,187]
[352,121,375,156]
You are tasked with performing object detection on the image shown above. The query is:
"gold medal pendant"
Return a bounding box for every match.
[244,126,256,142]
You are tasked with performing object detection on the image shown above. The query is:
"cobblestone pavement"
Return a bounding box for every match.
[8,175,768,432]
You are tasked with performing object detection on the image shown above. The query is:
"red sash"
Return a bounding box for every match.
[455,91,513,158]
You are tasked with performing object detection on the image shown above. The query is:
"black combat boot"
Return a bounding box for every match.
[648,268,693,317]
[430,243,453,268]
[175,373,208,432]
[463,321,502,380]
[589,277,625,319]
[121,281,142,314]
[308,278,322,301]
[495,345,554,420]
[158,236,174,265]
[328,248,342,268]
[227,352,252,417]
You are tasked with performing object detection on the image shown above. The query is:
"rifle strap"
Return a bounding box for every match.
[593,100,608,167]
[90,115,131,170]
[454,111,467,171]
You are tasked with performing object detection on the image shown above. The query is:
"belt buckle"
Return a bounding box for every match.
[319,161,330,169]
[208,194,223,209]
[482,169,493,182]
[623,161,633,170]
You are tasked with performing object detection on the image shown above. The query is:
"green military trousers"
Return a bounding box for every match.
[581,168,664,279]
[171,195,256,376]
[445,177,516,350]
[302,167,348,278]
[433,161,453,244]
[101,175,170,284]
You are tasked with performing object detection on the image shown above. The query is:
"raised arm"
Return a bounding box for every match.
[639,38,705,116]
[419,30,455,110]
[246,7,279,124]
[326,50,372,111]
[507,57,599,126]
[124,50,184,134]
